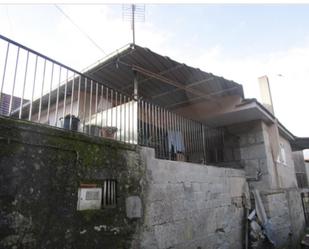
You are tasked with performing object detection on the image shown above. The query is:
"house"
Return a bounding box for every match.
[1,34,309,248]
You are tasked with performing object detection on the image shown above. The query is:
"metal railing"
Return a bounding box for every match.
[0,34,239,166]
[0,34,138,144]
[137,100,235,165]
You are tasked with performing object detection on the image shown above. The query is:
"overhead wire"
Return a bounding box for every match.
[54,4,107,55]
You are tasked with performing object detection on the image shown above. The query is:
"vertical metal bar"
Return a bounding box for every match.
[100,85,104,135]
[95,82,99,130]
[195,122,198,158]
[0,43,10,107]
[194,122,198,158]
[8,47,20,115]
[82,77,87,132]
[115,91,118,140]
[202,125,206,164]
[166,110,169,160]
[19,51,29,119]
[119,93,123,141]
[132,97,135,143]
[124,95,127,142]
[76,75,81,119]
[174,113,177,154]
[177,114,180,156]
[173,113,176,156]
[184,118,187,159]
[147,102,150,146]
[200,123,205,161]
[189,120,193,161]
[46,62,54,123]
[166,108,169,159]
[163,107,166,159]
[88,80,93,135]
[151,104,154,147]
[161,107,164,159]
[112,180,115,205]
[111,89,114,129]
[38,59,46,122]
[137,99,140,144]
[69,73,75,130]
[195,122,201,156]
[54,66,61,126]
[127,95,131,143]
[29,55,38,121]
[195,122,198,157]
[145,101,148,146]
[103,180,107,207]
[62,69,69,120]
[156,106,159,155]
[153,105,157,153]
[108,180,111,205]
[158,106,161,156]
[170,111,173,160]
[106,180,109,205]
[198,123,202,160]
[113,181,116,205]
[105,87,109,128]
[141,100,144,145]
[149,102,152,147]
[181,116,185,160]
[110,180,113,205]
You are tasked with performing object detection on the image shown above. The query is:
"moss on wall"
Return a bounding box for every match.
[0,116,144,249]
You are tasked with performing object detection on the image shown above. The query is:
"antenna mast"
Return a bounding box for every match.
[122,4,145,45]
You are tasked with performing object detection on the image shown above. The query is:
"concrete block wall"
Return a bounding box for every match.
[261,189,306,248]
[139,148,248,249]
[227,120,272,190]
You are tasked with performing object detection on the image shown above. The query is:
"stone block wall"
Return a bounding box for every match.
[0,116,144,249]
[138,148,249,249]
[227,120,272,190]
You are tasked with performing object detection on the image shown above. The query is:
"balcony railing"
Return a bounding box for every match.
[0,34,240,166]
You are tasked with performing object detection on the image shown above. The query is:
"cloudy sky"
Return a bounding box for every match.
[1,4,309,155]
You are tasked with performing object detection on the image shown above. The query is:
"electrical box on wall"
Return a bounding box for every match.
[77,187,102,211]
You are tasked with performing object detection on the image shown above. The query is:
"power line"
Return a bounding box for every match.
[54,5,106,55]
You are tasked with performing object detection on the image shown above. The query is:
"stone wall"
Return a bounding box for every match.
[0,116,144,249]
[138,147,249,249]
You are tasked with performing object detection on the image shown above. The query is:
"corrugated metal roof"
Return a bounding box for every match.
[12,43,244,117]
[84,44,244,109]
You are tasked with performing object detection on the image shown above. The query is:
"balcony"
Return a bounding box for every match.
[0,34,242,167]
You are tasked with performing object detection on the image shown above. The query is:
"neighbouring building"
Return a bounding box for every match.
[1,34,309,249]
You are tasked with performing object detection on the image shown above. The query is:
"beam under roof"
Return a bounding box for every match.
[131,64,221,105]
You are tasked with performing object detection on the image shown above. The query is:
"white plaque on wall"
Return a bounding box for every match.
[77,188,102,211]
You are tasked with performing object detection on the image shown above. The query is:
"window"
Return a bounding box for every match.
[102,179,117,207]
[278,142,287,165]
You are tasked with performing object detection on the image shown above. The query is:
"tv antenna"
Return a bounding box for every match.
[122,4,145,45]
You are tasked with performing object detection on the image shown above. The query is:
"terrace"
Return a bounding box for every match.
[0,34,243,167]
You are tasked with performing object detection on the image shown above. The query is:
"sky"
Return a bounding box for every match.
[0,4,309,156]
